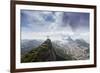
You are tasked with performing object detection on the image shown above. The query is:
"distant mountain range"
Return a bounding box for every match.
[21,40,43,55]
[53,36,89,60]
[21,37,89,63]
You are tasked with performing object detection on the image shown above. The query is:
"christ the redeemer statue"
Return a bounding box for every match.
[47,36,49,39]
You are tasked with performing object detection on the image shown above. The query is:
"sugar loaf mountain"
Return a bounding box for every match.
[21,37,89,63]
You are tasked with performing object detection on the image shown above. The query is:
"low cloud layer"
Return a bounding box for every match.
[21,10,90,42]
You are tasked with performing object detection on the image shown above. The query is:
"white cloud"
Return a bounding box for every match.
[21,10,89,43]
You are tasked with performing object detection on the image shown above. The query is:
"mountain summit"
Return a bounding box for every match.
[21,39,70,62]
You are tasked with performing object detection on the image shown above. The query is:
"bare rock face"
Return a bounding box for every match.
[53,37,89,60]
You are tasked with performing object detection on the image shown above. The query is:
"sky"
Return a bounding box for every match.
[21,9,90,42]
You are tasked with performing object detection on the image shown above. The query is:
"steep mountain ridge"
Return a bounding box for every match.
[21,39,71,63]
[21,37,89,63]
